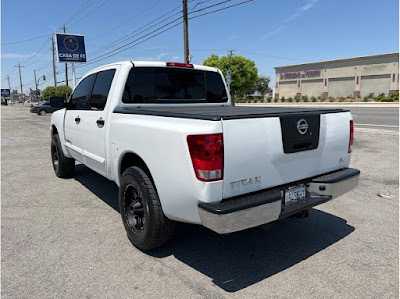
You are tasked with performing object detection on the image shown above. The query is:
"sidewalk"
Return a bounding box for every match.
[237,102,399,108]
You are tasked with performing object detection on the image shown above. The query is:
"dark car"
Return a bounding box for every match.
[30,101,62,115]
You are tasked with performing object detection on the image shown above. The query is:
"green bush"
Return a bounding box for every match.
[274,98,279,103]
[328,96,335,102]
[317,96,321,101]
[390,92,399,101]
[288,97,293,102]
[367,93,375,99]
[302,96,308,102]
[267,96,272,103]
[339,97,345,102]
[295,96,301,102]
[376,93,386,101]
[311,96,317,102]
[363,96,369,102]
[281,96,286,102]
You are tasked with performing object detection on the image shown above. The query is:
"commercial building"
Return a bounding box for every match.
[274,53,399,99]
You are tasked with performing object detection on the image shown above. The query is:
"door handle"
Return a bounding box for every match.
[96,119,105,126]
[75,117,80,123]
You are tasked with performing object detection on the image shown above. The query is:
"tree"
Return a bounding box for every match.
[255,75,271,98]
[203,54,258,97]
[42,85,72,100]
[11,90,18,100]
[42,86,56,100]
[55,85,72,100]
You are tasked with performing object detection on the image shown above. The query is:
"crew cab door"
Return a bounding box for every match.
[81,68,116,176]
[64,74,96,162]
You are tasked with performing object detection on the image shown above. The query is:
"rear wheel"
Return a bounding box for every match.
[39,109,46,116]
[51,134,75,178]
[119,166,175,251]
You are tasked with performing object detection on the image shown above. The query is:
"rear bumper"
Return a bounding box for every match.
[198,168,360,234]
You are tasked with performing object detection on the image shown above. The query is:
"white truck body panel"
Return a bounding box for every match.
[222,112,352,198]
[50,61,358,229]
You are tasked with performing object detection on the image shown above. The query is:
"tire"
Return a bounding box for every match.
[39,110,46,116]
[51,134,75,178]
[119,166,175,251]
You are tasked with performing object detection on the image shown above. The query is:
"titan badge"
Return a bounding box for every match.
[230,176,261,188]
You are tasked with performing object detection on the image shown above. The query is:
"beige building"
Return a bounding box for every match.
[274,53,399,99]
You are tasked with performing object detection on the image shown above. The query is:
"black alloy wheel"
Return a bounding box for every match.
[51,141,59,173]
[123,184,146,233]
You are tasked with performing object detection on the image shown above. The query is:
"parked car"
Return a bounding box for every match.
[50,61,360,251]
[30,100,62,115]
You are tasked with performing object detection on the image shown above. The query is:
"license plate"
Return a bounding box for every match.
[284,184,306,205]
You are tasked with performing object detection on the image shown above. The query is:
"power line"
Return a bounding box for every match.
[79,0,253,68]
[190,0,233,14]
[94,0,162,39]
[2,34,51,46]
[89,5,182,57]
[63,0,95,27]
[189,0,253,20]
[68,0,108,29]
[78,20,183,68]
[85,15,183,63]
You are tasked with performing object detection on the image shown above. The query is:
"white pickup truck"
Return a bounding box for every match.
[50,61,360,250]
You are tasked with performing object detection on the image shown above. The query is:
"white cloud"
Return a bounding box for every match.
[262,0,319,40]
[2,52,36,59]
[171,56,180,60]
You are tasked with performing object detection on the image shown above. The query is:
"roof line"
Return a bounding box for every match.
[274,52,399,69]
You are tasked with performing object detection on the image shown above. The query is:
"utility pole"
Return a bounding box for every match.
[34,70,38,90]
[15,63,24,100]
[51,35,57,87]
[33,70,38,101]
[227,50,235,106]
[182,0,189,63]
[63,25,69,86]
[5,75,11,90]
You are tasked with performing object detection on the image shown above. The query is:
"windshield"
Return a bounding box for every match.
[122,67,228,104]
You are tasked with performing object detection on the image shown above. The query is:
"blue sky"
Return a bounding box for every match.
[1,0,399,93]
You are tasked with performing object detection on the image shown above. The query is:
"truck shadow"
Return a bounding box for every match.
[74,164,355,293]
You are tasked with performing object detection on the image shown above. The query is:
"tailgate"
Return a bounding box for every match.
[222,111,352,199]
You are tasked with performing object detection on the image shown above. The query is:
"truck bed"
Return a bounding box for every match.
[113,106,348,121]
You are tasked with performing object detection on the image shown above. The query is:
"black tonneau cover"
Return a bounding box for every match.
[113,106,348,121]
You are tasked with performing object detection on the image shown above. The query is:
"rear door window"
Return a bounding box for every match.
[123,67,228,104]
[70,74,96,109]
[205,71,228,102]
[89,69,116,110]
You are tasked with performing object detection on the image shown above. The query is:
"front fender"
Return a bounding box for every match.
[51,109,72,158]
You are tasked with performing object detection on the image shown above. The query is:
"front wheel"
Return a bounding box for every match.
[51,134,75,178]
[119,166,175,251]
[39,109,46,115]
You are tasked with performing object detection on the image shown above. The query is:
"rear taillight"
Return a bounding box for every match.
[166,62,193,68]
[348,120,354,153]
[32,105,36,108]
[187,133,223,181]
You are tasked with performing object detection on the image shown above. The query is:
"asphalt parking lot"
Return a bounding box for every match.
[2,106,398,298]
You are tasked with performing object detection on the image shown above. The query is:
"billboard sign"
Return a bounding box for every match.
[56,34,87,63]
[1,89,11,98]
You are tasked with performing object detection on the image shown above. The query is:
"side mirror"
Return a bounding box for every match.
[50,96,66,108]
